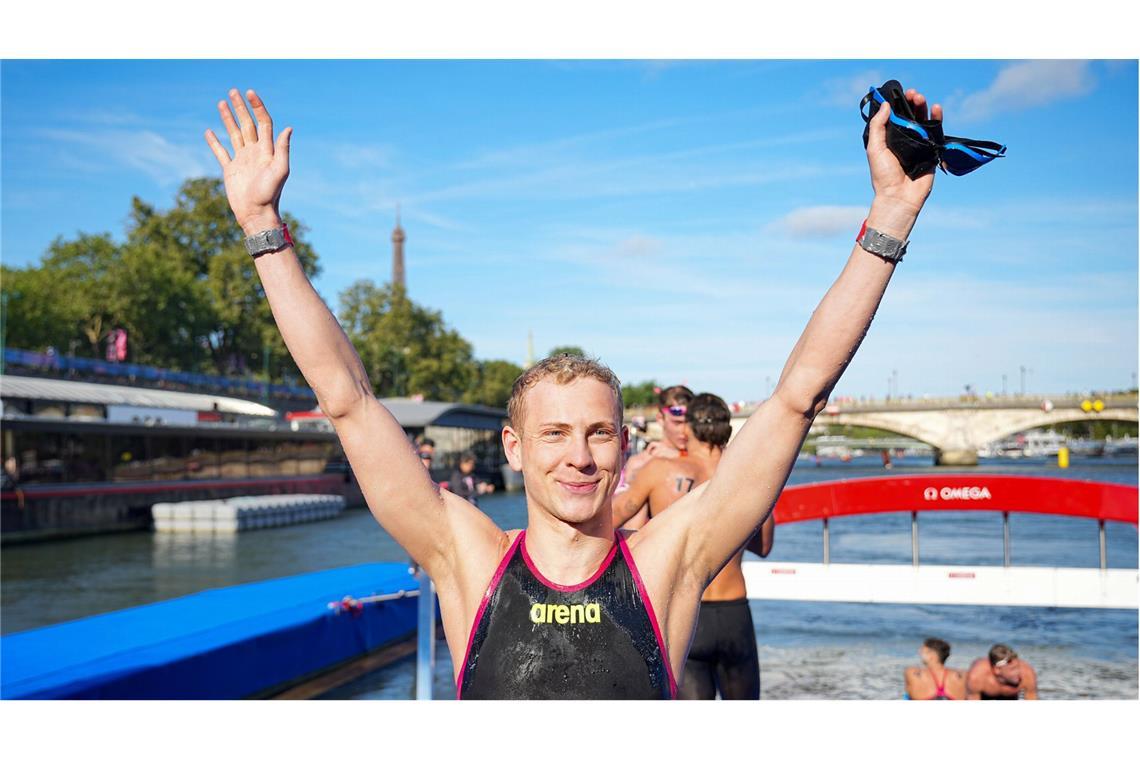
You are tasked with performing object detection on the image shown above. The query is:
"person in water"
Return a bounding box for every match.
[967,644,1038,699]
[904,637,966,700]
[612,393,774,699]
[205,84,941,699]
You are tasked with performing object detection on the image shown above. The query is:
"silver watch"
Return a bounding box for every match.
[857,224,908,263]
[244,224,293,258]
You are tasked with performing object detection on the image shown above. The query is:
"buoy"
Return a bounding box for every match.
[1058,446,1069,469]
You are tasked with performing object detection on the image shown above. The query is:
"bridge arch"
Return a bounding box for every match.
[814,406,1137,465]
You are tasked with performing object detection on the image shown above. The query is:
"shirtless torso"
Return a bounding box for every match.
[966,657,1038,700]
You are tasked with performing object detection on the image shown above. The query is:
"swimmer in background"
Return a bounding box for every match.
[967,644,1038,699]
[904,637,966,700]
[613,393,774,699]
[615,385,693,528]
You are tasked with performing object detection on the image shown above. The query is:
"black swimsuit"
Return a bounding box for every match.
[457,531,676,699]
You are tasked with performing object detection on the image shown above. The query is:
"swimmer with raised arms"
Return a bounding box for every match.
[204,84,941,698]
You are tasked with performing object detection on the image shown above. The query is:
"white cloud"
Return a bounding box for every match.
[821,69,883,108]
[325,142,393,170]
[770,205,867,238]
[957,60,1096,123]
[613,234,663,259]
[40,128,207,185]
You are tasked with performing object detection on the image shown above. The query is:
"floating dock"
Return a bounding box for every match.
[1,562,418,699]
[151,494,346,533]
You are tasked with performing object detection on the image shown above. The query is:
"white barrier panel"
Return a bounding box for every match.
[152,494,346,534]
[741,561,1138,610]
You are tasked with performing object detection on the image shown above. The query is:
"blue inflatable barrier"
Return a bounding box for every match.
[1,563,419,699]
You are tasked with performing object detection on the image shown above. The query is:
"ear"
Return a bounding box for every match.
[502,425,524,472]
[621,424,630,456]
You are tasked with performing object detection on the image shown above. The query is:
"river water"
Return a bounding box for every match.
[2,455,1136,699]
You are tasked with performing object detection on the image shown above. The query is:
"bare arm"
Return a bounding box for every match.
[612,459,659,530]
[204,90,502,581]
[1022,665,1038,699]
[638,88,941,586]
[745,512,775,557]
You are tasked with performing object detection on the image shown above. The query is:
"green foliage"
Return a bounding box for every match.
[2,177,523,402]
[2,179,319,382]
[465,359,524,410]
[547,345,586,358]
[621,379,659,409]
[338,281,476,401]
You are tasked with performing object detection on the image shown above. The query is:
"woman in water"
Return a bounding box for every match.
[904,638,966,700]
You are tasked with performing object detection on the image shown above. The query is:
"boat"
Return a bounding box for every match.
[1,373,507,543]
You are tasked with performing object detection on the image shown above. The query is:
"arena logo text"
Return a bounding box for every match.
[530,602,602,625]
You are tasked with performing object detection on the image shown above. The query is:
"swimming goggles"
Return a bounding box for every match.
[993,653,1018,667]
[662,405,687,418]
[860,80,1006,178]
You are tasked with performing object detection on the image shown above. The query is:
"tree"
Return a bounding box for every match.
[621,379,660,409]
[548,345,586,358]
[339,281,476,401]
[127,178,320,379]
[465,359,524,409]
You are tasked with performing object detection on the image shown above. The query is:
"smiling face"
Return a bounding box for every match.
[503,377,627,527]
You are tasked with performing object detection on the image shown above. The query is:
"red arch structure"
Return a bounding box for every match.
[773,475,1137,526]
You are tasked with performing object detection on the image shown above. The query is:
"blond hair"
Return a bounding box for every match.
[507,353,623,430]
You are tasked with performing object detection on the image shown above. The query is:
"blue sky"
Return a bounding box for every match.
[2,60,1137,403]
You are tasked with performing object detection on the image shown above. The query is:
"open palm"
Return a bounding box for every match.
[204,89,292,232]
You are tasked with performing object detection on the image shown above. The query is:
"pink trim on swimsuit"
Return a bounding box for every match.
[519,531,619,593]
[617,532,678,699]
[456,531,524,698]
[927,666,953,700]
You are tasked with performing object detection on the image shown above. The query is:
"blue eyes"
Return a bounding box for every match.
[541,430,614,439]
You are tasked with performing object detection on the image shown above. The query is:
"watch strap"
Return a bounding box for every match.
[856,219,908,263]
[244,224,294,258]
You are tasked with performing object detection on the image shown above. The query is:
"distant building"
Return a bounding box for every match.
[391,207,406,290]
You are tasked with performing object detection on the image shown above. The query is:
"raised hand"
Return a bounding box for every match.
[204,89,292,234]
[865,88,942,228]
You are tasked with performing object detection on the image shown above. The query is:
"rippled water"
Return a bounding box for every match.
[3,455,1136,699]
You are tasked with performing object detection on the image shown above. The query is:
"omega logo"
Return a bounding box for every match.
[923,486,992,501]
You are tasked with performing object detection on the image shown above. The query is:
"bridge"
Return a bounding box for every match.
[809,395,1138,465]
[630,393,1138,466]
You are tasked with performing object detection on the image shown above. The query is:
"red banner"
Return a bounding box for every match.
[774,475,1138,525]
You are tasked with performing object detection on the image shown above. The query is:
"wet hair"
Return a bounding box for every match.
[417,436,435,449]
[989,644,1016,666]
[685,393,732,448]
[459,450,477,464]
[657,384,694,409]
[924,637,951,664]
[507,353,622,430]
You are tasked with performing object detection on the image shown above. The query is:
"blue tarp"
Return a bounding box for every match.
[1,563,419,699]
